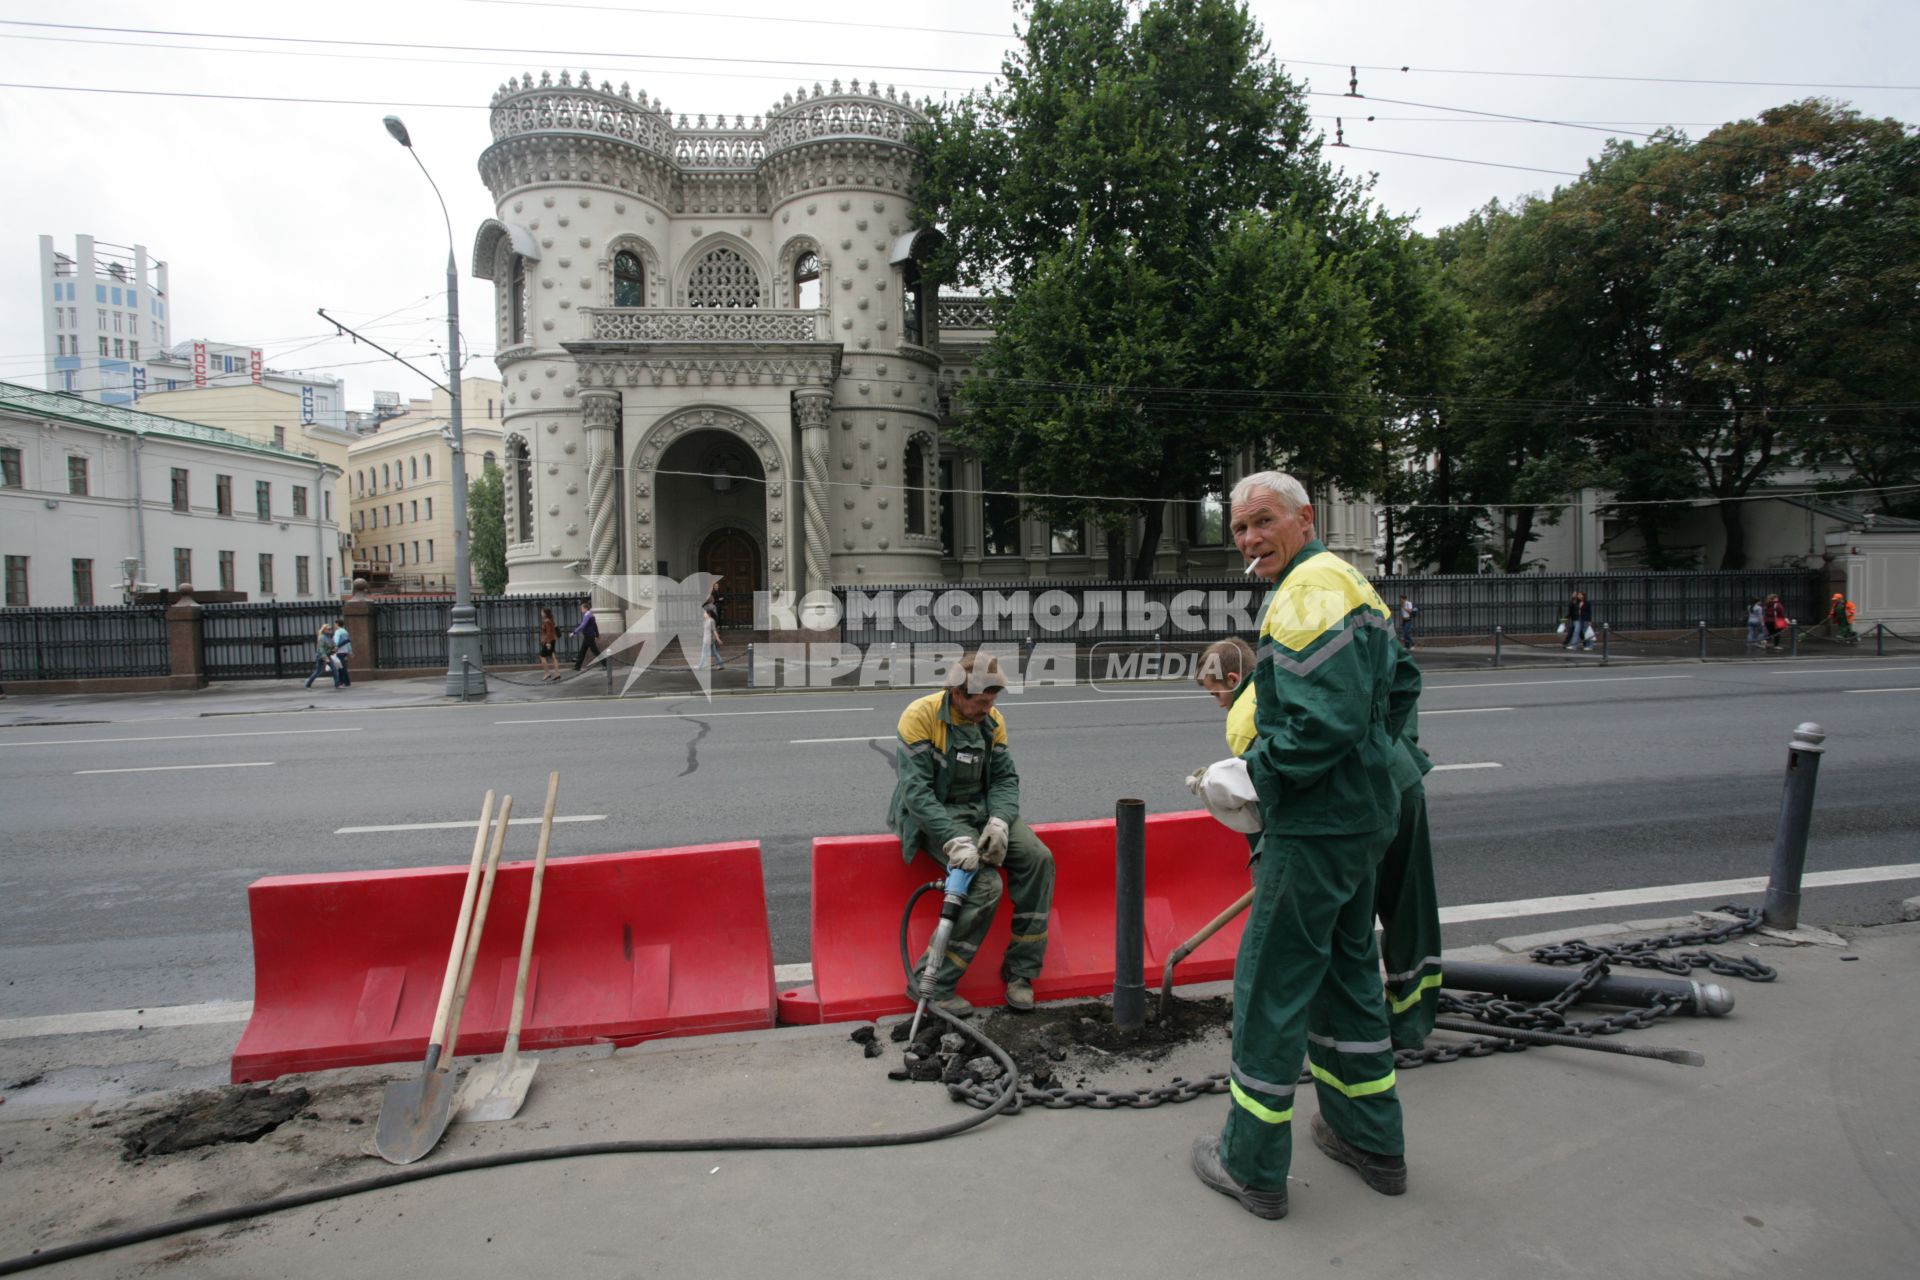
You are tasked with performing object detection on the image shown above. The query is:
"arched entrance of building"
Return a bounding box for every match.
[700,528,760,626]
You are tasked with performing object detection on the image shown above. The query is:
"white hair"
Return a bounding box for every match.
[1229,471,1309,512]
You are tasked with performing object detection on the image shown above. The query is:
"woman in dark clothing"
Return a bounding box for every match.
[538,607,561,681]
[1563,591,1594,651]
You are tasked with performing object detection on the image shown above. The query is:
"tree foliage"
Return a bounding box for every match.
[466,463,508,595]
[914,0,1430,575]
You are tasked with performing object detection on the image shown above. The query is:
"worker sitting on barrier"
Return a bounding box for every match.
[886,652,1055,1018]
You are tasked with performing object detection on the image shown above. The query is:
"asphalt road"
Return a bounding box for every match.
[4,659,1919,1019]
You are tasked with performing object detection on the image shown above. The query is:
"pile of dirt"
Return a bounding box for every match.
[119,1086,312,1161]
[862,996,1233,1091]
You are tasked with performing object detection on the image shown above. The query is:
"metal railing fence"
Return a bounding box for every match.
[372,593,590,669]
[201,601,345,680]
[0,606,170,681]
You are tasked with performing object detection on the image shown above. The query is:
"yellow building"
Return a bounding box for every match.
[136,383,358,475]
[345,377,504,590]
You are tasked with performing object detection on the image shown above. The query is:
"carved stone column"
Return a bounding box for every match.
[581,389,622,615]
[794,387,834,593]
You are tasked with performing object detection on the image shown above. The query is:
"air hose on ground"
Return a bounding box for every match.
[0,880,1015,1278]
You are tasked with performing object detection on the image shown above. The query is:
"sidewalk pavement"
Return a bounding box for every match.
[2,919,1914,1278]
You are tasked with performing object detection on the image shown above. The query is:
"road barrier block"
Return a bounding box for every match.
[778,810,1254,1024]
[232,841,773,1083]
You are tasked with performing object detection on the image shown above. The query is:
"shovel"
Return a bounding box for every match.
[1157,887,1254,1021]
[373,792,513,1164]
[456,772,561,1123]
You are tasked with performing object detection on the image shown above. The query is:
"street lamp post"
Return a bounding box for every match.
[384,115,485,698]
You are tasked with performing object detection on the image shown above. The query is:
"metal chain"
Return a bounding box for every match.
[944,904,1775,1111]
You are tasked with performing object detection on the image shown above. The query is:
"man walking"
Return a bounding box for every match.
[330,619,353,687]
[1190,471,1418,1220]
[571,601,602,672]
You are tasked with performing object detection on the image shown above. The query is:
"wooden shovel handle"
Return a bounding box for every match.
[503,773,561,1047]
[443,794,512,1063]
[426,791,494,1051]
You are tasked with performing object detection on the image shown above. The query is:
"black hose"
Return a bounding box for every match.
[0,884,1020,1277]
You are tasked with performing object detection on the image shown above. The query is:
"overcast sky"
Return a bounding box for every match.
[4,0,1915,414]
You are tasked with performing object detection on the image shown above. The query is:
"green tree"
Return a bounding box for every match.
[466,463,508,595]
[914,0,1424,576]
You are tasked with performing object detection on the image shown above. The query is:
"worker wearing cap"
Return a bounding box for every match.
[1190,470,1420,1220]
[887,652,1054,1017]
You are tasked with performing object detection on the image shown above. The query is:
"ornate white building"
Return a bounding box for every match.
[471,71,1375,617]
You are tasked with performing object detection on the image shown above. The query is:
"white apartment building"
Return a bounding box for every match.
[39,234,170,407]
[0,382,343,607]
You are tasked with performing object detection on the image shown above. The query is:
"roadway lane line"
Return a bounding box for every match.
[76,762,275,775]
[1014,694,1211,706]
[16,864,1920,1034]
[1438,863,1920,925]
[0,1000,254,1042]
[336,815,609,834]
[496,707,874,725]
[1429,762,1502,772]
[1423,707,1512,716]
[1772,665,1920,676]
[0,726,362,748]
[791,736,892,745]
[1424,675,1692,692]
[1844,687,1920,694]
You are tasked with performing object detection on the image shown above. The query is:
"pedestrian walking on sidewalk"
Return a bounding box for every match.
[1745,598,1765,648]
[330,619,353,687]
[304,624,336,689]
[1396,594,1418,649]
[571,601,602,671]
[537,608,561,681]
[700,580,727,670]
[1562,591,1594,651]
[1764,594,1791,650]
[1188,470,1416,1221]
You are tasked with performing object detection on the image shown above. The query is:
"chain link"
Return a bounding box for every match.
[943,905,1775,1111]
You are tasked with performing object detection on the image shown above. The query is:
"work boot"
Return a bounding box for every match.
[1005,977,1035,1012]
[1189,1136,1288,1219]
[909,987,974,1019]
[1310,1115,1407,1195]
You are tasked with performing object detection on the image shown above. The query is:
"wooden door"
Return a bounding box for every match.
[699,529,759,626]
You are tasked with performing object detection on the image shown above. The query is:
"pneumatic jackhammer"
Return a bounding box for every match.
[907,864,977,1044]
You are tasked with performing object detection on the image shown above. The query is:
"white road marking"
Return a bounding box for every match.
[0,727,362,748]
[496,707,874,726]
[791,736,892,745]
[1429,762,1503,772]
[1015,694,1211,706]
[15,864,1920,1037]
[75,762,276,775]
[335,815,609,835]
[1844,687,1920,694]
[1437,863,1920,925]
[1772,665,1920,676]
[0,1000,254,1042]
[1424,675,1692,692]
[1422,707,1513,716]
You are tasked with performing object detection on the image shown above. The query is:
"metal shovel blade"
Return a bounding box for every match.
[454,1052,538,1123]
[372,1066,459,1165]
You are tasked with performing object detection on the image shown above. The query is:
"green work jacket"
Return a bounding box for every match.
[887,690,1022,863]
[1248,540,1419,835]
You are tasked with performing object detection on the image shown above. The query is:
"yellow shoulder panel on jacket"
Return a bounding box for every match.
[897,692,946,748]
[987,708,1009,747]
[1225,689,1257,756]
[1261,553,1383,652]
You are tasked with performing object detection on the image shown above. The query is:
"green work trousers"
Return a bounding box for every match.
[916,796,1055,995]
[1219,823,1403,1192]
[1377,783,1442,1048]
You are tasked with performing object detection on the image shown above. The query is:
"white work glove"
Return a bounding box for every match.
[979,817,1010,866]
[1184,758,1264,834]
[942,835,981,873]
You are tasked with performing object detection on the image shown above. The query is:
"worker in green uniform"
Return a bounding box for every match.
[887,652,1054,1017]
[1190,470,1419,1220]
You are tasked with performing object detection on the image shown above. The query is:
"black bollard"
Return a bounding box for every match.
[1441,962,1735,1016]
[1493,625,1503,669]
[1763,722,1826,930]
[1114,798,1147,1031]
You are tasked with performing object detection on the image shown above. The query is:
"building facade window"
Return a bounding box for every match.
[614,250,645,306]
[173,547,191,588]
[67,456,88,495]
[509,256,528,343]
[981,466,1020,558]
[218,550,236,592]
[129,340,138,359]
[71,558,93,607]
[2,446,23,489]
[382,463,390,488]
[424,455,431,477]
[296,555,310,595]
[170,468,189,511]
[686,246,760,308]
[4,555,27,606]
[900,260,926,346]
[410,458,418,480]
[1050,524,1085,555]
[1186,468,1226,546]
[508,438,532,542]
[292,486,308,517]
[258,553,274,595]
[426,538,434,562]
[904,437,928,536]
[413,541,421,564]
[411,500,418,522]
[215,474,233,516]
[793,251,821,309]
[98,336,109,357]
[939,457,956,557]
[425,497,433,520]
[256,480,272,520]
[273,424,286,448]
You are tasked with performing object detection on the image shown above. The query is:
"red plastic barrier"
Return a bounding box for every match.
[778,810,1254,1025]
[232,842,774,1083]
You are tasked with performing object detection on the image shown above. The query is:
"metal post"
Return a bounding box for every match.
[747,641,756,688]
[1698,620,1708,662]
[1601,621,1610,666]
[1876,622,1885,657]
[1763,722,1826,931]
[1492,625,1503,669]
[1114,798,1147,1032]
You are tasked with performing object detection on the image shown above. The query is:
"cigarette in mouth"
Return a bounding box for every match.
[1243,555,1265,575]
